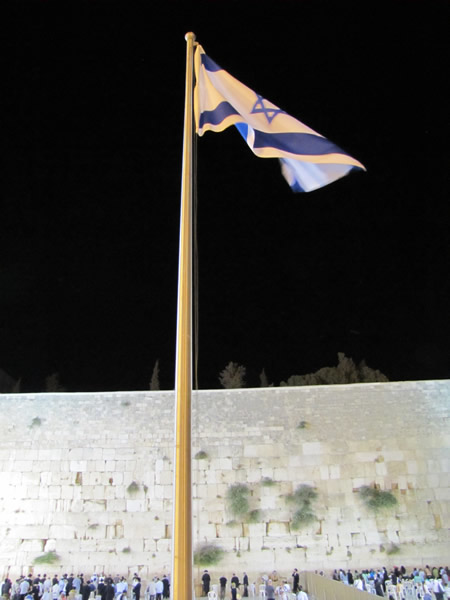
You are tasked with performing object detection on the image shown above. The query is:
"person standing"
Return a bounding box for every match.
[201,571,211,597]
[161,576,169,600]
[265,580,275,600]
[219,576,227,600]
[230,584,237,600]
[73,577,81,596]
[145,581,155,600]
[19,578,30,600]
[105,581,115,600]
[374,577,384,597]
[81,582,92,600]
[292,570,299,594]
[297,586,308,600]
[154,579,163,600]
[133,579,141,600]
[51,581,59,600]
[432,579,445,600]
[2,579,12,599]
[242,573,248,597]
[97,579,105,600]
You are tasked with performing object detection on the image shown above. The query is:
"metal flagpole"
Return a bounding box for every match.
[172,31,196,600]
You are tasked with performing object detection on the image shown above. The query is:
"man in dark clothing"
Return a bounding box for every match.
[292,569,300,593]
[133,578,141,600]
[374,578,384,597]
[242,573,249,597]
[1,578,12,598]
[219,576,227,600]
[66,576,74,596]
[231,574,239,589]
[97,579,106,600]
[105,582,115,600]
[82,582,92,600]
[162,576,169,600]
[201,571,210,596]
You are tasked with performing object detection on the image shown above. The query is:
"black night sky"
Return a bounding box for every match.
[2,1,449,392]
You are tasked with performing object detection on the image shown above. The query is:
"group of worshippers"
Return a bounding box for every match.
[202,571,249,599]
[143,576,170,600]
[262,570,307,600]
[331,565,449,598]
[200,570,308,600]
[2,574,143,600]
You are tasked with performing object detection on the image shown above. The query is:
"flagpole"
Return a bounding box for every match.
[172,31,196,600]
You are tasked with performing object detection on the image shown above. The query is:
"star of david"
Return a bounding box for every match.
[250,94,284,124]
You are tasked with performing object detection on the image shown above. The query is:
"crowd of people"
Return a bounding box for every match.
[0,574,170,600]
[2,565,449,600]
[329,564,449,599]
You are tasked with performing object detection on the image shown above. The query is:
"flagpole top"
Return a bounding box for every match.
[185,32,196,43]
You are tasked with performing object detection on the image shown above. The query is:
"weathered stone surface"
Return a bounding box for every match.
[0,381,449,581]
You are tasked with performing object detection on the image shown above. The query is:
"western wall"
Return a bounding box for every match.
[0,380,449,584]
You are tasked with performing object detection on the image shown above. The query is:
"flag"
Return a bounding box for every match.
[194,44,365,192]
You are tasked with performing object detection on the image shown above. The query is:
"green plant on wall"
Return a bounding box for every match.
[127,481,140,495]
[261,477,276,487]
[33,551,60,565]
[247,509,261,523]
[226,483,250,518]
[286,484,318,530]
[359,485,397,512]
[193,544,224,566]
[194,450,208,460]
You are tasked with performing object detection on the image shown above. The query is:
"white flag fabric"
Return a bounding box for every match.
[194,44,365,192]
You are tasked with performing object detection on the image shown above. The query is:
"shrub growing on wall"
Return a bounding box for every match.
[193,544,224,566]
[226,483,250,518]
[194,450,208,460]
[286,484,318,530]
[33,551,60,565]
[359,485,397,511]
[127,481,140,495]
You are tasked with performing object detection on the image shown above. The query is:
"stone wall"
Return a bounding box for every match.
[0,380,449,584]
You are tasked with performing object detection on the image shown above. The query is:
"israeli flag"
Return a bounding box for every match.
[194,45,365,192]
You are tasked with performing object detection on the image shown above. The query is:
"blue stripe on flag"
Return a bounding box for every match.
[235,122,249,141]
[253,131,344,156]
[198,101,240,129]
[201,54,222,72]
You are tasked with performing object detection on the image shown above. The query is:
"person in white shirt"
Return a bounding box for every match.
[154,580,163,600]
[432,579,445,600]
[72,577,81,595]
[145,580,155,600]
[52,583,59,600]
[115,579,127,600]
[297,586,308,600]
[59,579,67,596]
[19,579,30,600]
[42,588,51,600]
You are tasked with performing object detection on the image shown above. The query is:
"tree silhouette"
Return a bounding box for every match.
[259,368,272,387]
[280,352,389,386]
[45,372,66,392]
[0,368,20,393]
[219,361,246,389]
[150,359,160,391]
